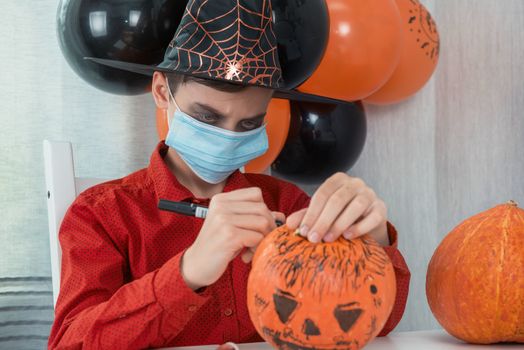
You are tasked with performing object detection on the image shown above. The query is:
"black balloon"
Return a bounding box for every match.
[271,101,367,185]
[272,0,328,89]
[57,0,187,95]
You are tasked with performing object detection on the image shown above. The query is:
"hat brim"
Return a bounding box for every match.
[84,57,346,105]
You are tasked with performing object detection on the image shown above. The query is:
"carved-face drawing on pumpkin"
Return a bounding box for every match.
[247,226,396,350]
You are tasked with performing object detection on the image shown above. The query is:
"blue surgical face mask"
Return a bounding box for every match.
[164,81,269,184]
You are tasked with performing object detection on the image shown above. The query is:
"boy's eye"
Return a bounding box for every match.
[196,114,218,124]
[240,119,262,130]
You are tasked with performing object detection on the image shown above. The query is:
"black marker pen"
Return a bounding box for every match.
[158,199,284,226]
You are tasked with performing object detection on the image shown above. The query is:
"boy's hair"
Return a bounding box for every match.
[165,73,249,94]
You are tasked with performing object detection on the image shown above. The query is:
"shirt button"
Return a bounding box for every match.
[224,308,233,316]
[188,305,197,312]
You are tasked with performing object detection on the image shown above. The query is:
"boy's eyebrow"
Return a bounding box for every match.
[193,102,266,120]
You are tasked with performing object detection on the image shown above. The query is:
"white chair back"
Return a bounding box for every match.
[43,140,107,308]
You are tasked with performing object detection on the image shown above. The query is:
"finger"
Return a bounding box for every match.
[300,174,363,240]
[217,343,239,350]
[213,187,264,203]
[227,228,264,251]
[344,202,387,239]
[285,208,307,230]
[225,342,239,350]
[232,214,276,233]
[307,185,362,243]
[271,211,286,225]
[216,343,238,350]
[226,201,276,229]
[321,190,374,242]
[324,192,371,241]
[241,249,254,263]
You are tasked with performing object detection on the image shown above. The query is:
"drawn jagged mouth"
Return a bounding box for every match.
[271,337,354,350]
[263,327,356,350]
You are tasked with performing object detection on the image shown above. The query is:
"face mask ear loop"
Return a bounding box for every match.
[165,76,181,128]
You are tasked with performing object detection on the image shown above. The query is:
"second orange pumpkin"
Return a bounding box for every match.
[426,200,524,344]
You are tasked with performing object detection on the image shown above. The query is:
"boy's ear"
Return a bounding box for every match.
[152,71,169,109]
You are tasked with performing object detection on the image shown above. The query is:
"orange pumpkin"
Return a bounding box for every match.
[247,226,396,350]
[426,200,524,344]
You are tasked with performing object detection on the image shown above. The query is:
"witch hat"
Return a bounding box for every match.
[85,0,338,104]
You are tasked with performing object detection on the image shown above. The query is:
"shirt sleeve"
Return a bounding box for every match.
[48,200,211,350]
[283,185,411,337]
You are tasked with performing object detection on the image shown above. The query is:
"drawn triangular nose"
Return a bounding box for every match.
[302,318,321,336]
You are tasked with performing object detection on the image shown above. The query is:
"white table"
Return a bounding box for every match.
[159,330,523,350]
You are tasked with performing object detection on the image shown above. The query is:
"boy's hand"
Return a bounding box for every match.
[286,172,389,246]
[181,187,283,290]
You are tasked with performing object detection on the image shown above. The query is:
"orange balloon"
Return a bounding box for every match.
[364,0,440,104]
[298,0,403,102]
[244,99,290,173]
[155,107,168,140]
[154,99,290,174]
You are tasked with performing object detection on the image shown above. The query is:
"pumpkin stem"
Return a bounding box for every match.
[507,200,518,207]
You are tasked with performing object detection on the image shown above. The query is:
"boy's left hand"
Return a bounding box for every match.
[286,172,390,246]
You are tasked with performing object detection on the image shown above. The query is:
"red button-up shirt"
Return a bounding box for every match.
[48,141,410,350]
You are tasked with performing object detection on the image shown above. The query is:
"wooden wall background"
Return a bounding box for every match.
[1,0,523,348]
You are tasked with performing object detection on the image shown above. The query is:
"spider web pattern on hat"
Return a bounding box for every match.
[158,0,283,88]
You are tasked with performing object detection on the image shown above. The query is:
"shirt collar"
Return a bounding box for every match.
[147,141,251,203]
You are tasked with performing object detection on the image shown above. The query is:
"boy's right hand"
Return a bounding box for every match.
[180,187,281,291]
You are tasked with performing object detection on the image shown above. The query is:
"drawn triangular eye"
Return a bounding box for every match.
[273,289,299,324]
[334,302,363,332]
